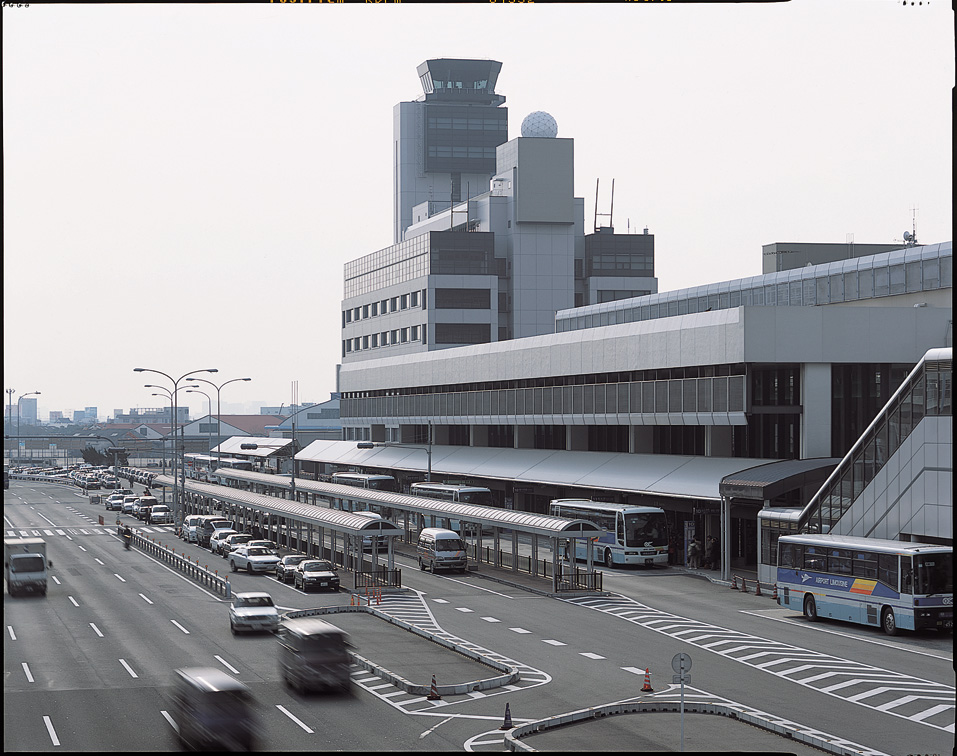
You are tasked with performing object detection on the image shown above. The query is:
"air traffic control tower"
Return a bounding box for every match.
[393,59,508,244]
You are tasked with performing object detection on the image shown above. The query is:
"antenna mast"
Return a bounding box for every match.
[594,178,615,232]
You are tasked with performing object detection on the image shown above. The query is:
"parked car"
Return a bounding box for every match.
[276,554,309,583]
[209,528,239,555]
[149,504,172,525]
[220,533,254,559]
[115,488,134,498]
[105,494,125,511]
[246,539,279,556]
[228,592,280,635]
[230,546,281,574]
[293,559,340,593]
[122,496,138,514]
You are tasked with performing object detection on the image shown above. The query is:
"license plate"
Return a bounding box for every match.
[320,582,328,587]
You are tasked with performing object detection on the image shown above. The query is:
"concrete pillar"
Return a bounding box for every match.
[706,426,734,457]
[515,426,534,449]
[630,426,654,453]
[802,363,832,458]
[470,425,488,447]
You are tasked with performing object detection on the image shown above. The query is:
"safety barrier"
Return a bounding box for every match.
[116,523,231,598]
[354,567,401,589]
[556,567,603,593]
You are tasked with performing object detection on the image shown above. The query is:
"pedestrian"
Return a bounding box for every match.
[688,538,700,569]
[706,536,719,570]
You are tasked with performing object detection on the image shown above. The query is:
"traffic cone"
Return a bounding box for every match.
[729,574,738,590]
[427,674,441,700]
[740,577,748,593]
[499,702,514,730]
[754,580,762,597]
[772,583,779,601]
[641,668,654,692]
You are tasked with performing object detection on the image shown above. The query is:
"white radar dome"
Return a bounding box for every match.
[520,111,558,138]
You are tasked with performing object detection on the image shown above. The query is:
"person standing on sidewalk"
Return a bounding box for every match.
[706,535,720,570]
[688,538,700,569]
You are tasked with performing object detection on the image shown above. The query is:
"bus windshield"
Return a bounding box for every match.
[915,553,953,595]
[623,512,668,548]
[367,478,397,492]
[457,490,491,506]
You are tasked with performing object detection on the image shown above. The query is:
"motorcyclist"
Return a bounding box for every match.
[123,525,133,550]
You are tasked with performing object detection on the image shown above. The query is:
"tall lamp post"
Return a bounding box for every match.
[186,376,252,468]
[149,393,174,473]
[185,389,215,478]
[145,384,199,485]
[15,391,41,464]
[356,422,432,481]
[134,367,217,529]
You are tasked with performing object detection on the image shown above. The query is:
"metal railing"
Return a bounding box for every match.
[117,523,231,597]
[354,567,402,589]
[556,567,603,592]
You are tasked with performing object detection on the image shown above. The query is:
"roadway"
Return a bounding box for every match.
[4,480,954,753]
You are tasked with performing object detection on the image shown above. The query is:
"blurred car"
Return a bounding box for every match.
[277,618,353,694]
[115,488,134,497]
[246,540,279,556]
[170,667,258,751]
[228,591,280,634]
[230,546,281,574]
[220,533,254,559]
[275,554,309,583]
[105,494,125,511]
[293,559,340,593]
[122,496,139,514]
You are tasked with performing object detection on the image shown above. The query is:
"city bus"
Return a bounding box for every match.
[548,500,669,569]
[409,482,492,507]
[330,472,398,492]
[776,534,953,636]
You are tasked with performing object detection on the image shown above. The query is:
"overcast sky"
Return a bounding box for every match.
[3,1,952,422]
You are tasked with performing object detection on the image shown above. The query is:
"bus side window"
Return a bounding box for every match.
[900,558,914,595]
[878,554,899,591]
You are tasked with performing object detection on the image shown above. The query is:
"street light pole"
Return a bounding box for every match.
[187,376,252,468]
[185,389,214,479]
[15,391,41,464]
[135,367,217,529]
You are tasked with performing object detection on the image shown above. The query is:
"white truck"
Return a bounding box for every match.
[4,538,52,597]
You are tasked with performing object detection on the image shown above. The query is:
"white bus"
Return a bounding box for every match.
[409,482,493,507]
[330,472,398,492]
[549,500,669,569]
[776,534,953,636]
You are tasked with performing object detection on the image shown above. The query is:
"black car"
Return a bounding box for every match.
[276,554,309,583]
[293,560,340,592]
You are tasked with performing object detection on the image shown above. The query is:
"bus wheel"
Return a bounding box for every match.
[604,549,614,569]
[803,595,819,622]
[881,607,899,636]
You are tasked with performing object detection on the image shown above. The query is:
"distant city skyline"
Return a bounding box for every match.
[4,2,951,417]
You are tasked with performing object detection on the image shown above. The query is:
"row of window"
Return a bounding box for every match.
[342,325,424,356]
[559,248,952,332]
[426,117,506,130]
[341,375,747,420]
[343,290,425,326]
[427,146,498,160]
[779,543,900,588]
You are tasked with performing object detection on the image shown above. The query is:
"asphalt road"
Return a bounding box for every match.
[4,480,954,753]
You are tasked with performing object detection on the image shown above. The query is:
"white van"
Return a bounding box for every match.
[416,528,467,574]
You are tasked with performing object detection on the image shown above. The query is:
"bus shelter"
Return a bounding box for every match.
[153,474,404,588]
[210,468,607,592]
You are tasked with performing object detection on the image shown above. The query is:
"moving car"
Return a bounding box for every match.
[170,667,258,751]
[230,546,281,574]
[228,592,280,634]
[277,618,352,694]
[149,504,172,525]
[105,494,125,511]
[293,559,340,593]
[276,554,308,583]
[416,528,468,573]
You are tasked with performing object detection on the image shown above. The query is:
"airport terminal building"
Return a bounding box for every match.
[310,59,953,571]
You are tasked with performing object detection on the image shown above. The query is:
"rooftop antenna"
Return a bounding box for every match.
[594,178,615,233]
[895,205,919,246]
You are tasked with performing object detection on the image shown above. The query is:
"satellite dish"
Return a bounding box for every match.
[903,231,913,241]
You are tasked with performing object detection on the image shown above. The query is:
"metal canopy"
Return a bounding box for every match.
[213,469,605,540]
[719,458,841,502]
[213,437,293,458]
[153,474,403,537]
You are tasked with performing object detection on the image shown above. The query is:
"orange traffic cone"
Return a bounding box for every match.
[772,583,779,601]
[740,577,749,593]
[729,574,738,590]
[754,580,762,597]
[499,702,514,730]
[427,674,441,700]
[641,668,654,692]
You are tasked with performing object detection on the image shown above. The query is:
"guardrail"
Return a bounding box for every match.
[354,567,402,589]
[115,522,231,598]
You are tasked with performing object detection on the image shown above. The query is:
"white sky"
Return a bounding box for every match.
[3,1,953,422]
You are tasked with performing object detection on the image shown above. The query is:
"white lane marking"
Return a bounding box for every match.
[22,662,35,683]
[434,574,516,598]
[215,655,240,674]
[113,574,126,582]
[160,710,178,732]
[432,599,450,604]
[509,627,531,634]
[580,652,606,659]
[8,625,17,641]
[90,623,104,638]
[276,705,314,733]
[119,659,138,678]
[51,576,61,585]
[481,617,501,622]
[455,607,474,613]
[542,639,567,646]
[68,596,79,607]
[94,558,105,566]
[621,666,647,675]
[43,715,60,747]
[77,545,86,552]
[740,609,954,661]
[38,513,57,526]
[170,620,190,634]
[419,715,455,739]
[139,593,154,604]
